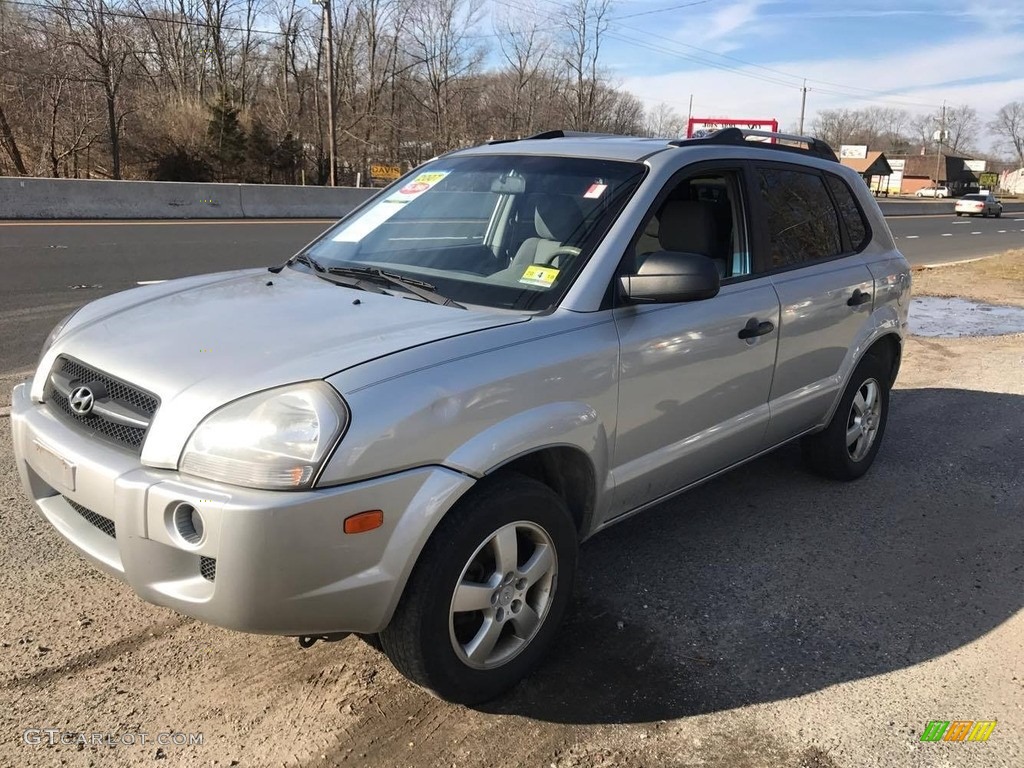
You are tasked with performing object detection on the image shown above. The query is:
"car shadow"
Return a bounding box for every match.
[478,387,1024,724]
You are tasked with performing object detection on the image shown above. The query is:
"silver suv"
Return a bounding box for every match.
[11,129,910,704]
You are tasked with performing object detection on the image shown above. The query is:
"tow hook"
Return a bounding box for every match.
[297,633,350,649]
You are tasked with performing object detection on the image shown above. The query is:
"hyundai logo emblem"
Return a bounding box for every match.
[68,386,95,417]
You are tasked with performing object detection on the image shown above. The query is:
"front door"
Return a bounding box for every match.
[607,166,780,520]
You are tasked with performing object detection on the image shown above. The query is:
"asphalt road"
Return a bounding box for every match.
[2,213,1023,375]
[888,212,1024,265]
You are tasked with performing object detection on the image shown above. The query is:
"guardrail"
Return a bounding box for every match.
[0,177,377,220]
[3,177,1024,220]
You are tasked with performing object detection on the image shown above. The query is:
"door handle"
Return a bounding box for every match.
[738,318,775,339]
[847,288,872,307]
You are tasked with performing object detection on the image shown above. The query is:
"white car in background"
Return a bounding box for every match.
[955,193,1002,217]
[915,186,950,199]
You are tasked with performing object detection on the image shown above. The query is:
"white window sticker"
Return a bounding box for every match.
[583,183,607,199]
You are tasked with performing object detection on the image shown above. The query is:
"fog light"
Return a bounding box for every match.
[173,502,205,545]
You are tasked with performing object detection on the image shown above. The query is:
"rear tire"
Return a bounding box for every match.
[802,352,890,481]
[379,473,577,704]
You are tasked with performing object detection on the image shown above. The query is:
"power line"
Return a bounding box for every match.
[609,0,714,21]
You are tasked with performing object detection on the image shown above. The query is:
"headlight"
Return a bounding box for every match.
[40,309,80,360]
[179,382,348,490]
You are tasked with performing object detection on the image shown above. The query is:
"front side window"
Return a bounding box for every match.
[632,170,750,280]
[302,154,646,311]
[757,167,842,268]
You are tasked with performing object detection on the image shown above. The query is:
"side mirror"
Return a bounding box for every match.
[619,251,721,303]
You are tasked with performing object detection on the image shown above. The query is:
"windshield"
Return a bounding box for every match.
[963,194,986,200]
[301,154,646,310]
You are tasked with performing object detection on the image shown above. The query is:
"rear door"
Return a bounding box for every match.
[750,164,876,446]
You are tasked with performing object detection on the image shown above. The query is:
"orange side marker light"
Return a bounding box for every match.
[344,510,384,534]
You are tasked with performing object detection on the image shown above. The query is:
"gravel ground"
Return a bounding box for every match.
[2,257,1022,768]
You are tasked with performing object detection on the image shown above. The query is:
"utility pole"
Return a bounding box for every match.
[798,79,807,134]
[313,0,336,186]
[933,100,946,190]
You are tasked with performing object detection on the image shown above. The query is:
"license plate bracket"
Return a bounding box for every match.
[32,440,76,491]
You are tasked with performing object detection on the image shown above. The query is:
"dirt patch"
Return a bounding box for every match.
[912,247,1024,307]
[2,259,1023,767]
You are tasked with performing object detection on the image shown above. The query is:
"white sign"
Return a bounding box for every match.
[888,159,906,171]
[964,159,987,172]
[840,145,868,159]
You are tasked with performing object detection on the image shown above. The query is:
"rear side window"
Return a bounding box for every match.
[757,167,842,268]
[825,174,869,252]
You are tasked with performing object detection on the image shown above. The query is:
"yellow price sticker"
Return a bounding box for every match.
[519,264,559,288]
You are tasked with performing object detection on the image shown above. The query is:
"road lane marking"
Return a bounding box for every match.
[905,235,920,239]
[999,230,1007,233]
[941,233,953,237]
[971,231,981,234]
[136,280,168,285]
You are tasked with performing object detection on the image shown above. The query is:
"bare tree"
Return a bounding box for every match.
[942,104,978,154]
[406,0,485,151]
[990,101,1024,166]
[0,0,29,174]
[493,3,551,138]
[561,0,611,132]
[644,102,685,138]
[46,0,137,178]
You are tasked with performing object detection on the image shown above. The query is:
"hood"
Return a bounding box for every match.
[37,268,529,468]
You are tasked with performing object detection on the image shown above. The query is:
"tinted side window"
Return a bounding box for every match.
[825,174,869,251]
[757,168,842,268]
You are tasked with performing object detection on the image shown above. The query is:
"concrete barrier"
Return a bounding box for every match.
[2,176,1022,220]
[238,183,375,218]
[0,177,377,220]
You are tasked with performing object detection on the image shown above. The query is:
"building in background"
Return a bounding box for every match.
[839,147,894,196]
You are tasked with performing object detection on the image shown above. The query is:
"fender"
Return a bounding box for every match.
[372,403,610,630]
[819,303,904,429]
[444,400,609,484]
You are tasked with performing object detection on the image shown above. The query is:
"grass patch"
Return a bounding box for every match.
[912,249,1024,306]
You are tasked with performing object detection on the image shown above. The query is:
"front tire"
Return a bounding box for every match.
[802,352,890,480]
[379,473,577,704]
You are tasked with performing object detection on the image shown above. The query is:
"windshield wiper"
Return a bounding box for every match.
[326,266,465,309]
[269,253,325,273]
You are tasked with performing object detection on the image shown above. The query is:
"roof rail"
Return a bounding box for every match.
[487,129,625,145]
[670,127,838,162]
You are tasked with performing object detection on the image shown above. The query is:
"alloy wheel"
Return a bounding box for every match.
[448,521,557,670]
[846,378,882,462]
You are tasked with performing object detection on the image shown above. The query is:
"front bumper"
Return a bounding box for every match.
[10,382,475,635]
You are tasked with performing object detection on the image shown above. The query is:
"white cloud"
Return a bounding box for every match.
[662,0,775,54]
[618,31,1024,151]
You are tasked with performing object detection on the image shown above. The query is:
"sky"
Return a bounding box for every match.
[495,0,1024,152]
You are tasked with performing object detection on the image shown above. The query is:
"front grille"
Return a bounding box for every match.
[44,357,158,452]
[64,496,116,538]
[200,557,217,582]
